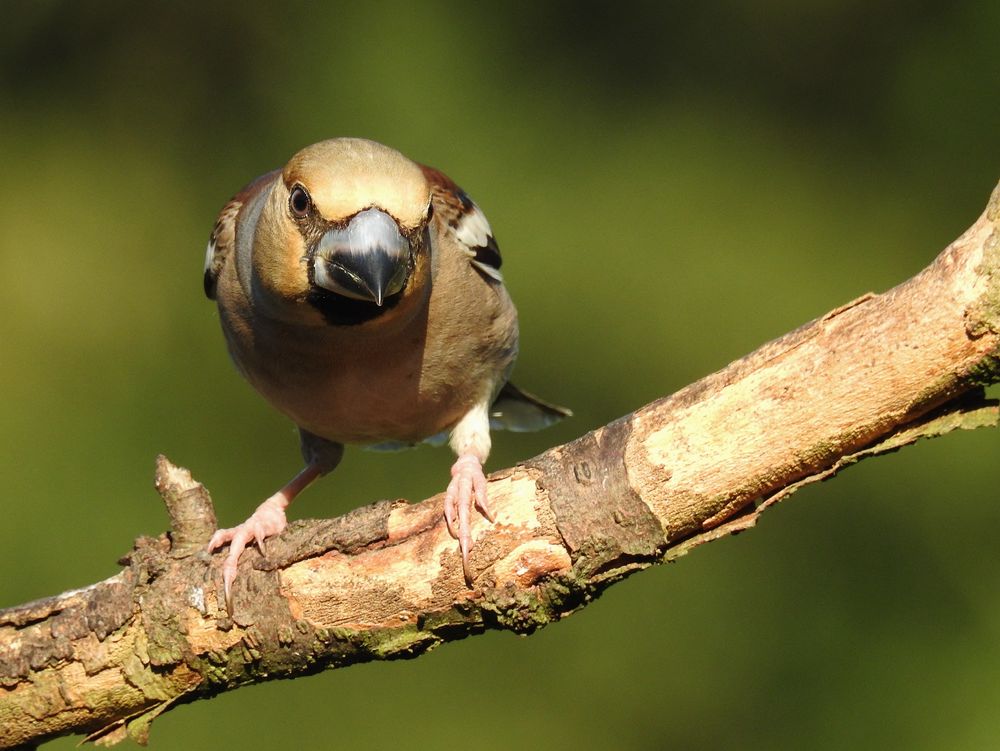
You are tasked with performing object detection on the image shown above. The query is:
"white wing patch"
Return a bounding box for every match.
[204,240,216,277]
[454,203,504,283]
[454,204,492,251]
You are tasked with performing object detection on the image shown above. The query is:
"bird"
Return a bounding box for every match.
[203,137,570,610]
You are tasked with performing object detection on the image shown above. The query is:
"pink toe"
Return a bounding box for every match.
[473,476,492,521]
[444,493,458,538]
[207,528,229,552]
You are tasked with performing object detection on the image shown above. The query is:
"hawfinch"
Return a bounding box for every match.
[204,138,569,607]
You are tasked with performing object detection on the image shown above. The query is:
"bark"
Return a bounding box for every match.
[2,183,1000,749]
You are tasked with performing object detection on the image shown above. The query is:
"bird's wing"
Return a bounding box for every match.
[489,381,572,433]
[419,164,503,282]
[203,169,281,300]
[419,164,568,434]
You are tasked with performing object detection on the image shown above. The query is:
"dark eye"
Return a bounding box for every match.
[289,185,311,217]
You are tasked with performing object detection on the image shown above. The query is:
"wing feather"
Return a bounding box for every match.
[419,164,503,282]
[203,169,281,299]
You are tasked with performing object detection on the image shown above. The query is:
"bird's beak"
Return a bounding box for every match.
[312,208,412,306]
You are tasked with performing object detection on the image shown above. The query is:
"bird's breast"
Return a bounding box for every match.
[220,288,517,445]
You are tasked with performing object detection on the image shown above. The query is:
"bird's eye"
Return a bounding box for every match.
[289,185,312,217]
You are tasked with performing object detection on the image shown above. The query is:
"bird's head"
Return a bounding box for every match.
[253,138,433,325]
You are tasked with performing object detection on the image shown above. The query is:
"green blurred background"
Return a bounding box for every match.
[2,2,999,748]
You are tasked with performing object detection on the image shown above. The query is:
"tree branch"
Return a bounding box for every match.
[2,183,999,749]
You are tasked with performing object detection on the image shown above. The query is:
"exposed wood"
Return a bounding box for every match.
[1,182,999,748]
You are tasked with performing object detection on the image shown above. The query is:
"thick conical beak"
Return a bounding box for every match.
[313,208,411,306]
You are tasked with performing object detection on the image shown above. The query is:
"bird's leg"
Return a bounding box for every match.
[208,463,321,612]
[444,403,494,584]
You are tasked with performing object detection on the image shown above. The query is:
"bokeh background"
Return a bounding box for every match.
[2,2,999,749]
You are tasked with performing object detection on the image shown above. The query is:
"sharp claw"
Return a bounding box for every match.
[462,553,473,587]
[255,531,267,558]
[459,534,471,585]
[224,570,234,617]
[222,550,240,615]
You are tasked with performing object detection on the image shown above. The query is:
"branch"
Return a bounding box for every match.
[2,183,999,748]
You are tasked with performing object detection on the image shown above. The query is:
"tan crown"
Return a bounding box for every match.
[282,138,430,229]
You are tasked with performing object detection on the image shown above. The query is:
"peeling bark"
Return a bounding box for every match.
[1,182,999,748]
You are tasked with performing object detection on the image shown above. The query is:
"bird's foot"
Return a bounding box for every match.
[443,453,494,585]
[207,494,288,614]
